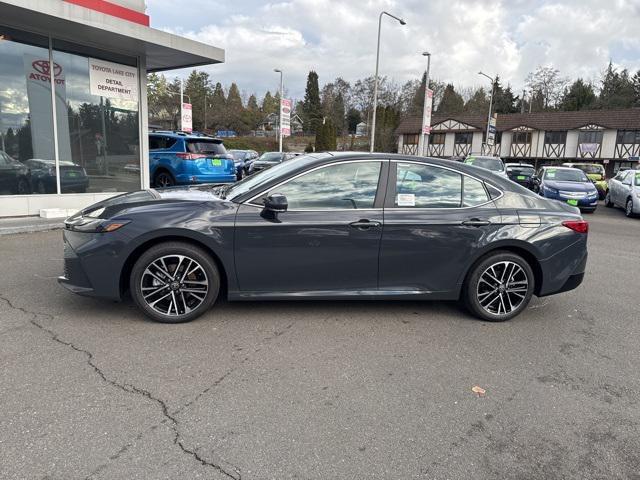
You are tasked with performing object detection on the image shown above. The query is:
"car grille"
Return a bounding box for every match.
[559,191,586,198]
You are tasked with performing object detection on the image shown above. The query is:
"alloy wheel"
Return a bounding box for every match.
[155,173,173,188]
[626,199,634,217]
[140,254,209,317]
[476,261,529,316]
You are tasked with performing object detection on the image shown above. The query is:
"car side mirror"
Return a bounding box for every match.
[263,193,288,212]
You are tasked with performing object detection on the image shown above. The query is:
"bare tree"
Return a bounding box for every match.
[525,66,568,109]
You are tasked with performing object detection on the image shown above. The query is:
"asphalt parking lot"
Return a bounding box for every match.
[1,203,639,480]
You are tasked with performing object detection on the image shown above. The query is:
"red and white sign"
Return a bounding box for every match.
[281,98,292,137]
[181,103,192,133]
[63,0,150,26]
[421,88,434,135]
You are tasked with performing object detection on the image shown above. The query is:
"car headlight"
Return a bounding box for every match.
[65,215,130,233]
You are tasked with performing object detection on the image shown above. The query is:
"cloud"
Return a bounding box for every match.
[146,0,640,101]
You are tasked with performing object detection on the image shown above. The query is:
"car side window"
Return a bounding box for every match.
[149,136,163,150]
[463,176,490,207]
[395,163,462,208]
[267,161,382,210]
[622,172,632,185]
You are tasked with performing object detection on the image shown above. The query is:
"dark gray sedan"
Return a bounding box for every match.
[59,153,588,323]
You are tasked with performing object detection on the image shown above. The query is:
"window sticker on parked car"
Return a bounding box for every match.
[211,159,222,166]
[547,169,557,179]
[397,193,416,207]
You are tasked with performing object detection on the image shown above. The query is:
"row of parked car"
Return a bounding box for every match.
[0,150,90,195]
[458,154,630,215]
[148,130,302,188]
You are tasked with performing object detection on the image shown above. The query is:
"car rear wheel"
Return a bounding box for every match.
[604,191,613,208]
[626,198,635,218]
[16,177,30,195]
[462,252,535,322]
[153,171,175,188]
[130,242,220,323]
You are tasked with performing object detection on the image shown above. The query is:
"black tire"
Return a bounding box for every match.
[604,191,613,208]
[625,198,635,218]
[130,242,220,323]
[236,168,244,181]
[462,251,535,322]
[16,177,30,195]
[153,171,175,188]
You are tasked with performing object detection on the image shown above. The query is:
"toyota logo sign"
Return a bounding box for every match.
[32,60,62,77]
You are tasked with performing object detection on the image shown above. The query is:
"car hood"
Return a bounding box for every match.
[544,180,597,192]
[72,185,229,219]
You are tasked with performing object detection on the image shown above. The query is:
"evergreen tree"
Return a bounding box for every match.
[492,78,518,114]
[464,87,489,114]
[184,70,211,130]
[209,82,226,130]
[261,91,278,115]
[346,108,362,134]
[226,82,245,132]
[436,84,464,114]
[303,71,322,134]
[560,79,596,111]
[599,63,635,109]
[633,70,640,107]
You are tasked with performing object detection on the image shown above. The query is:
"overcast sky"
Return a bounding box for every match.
[146,0,640,102]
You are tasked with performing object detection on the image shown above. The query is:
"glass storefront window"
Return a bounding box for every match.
[53,47,140,194]
[0,27,55,195]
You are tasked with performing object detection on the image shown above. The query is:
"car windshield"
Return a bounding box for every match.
[225,154,323,201]
[258,152,284,163]
[228,150,245,160]
[506,165,535,175]
[544,168,589,182]
[464,157,504,172]
[186,140,227,155]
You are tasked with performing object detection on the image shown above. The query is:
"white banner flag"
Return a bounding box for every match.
[421,88,433,135]
[181,103,192,133]
[281,98,292,136]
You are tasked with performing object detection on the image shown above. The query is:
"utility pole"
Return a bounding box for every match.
[179,78,184,131]
[370,10,406,153]
[274,69,283,153]
[418,51,431,157]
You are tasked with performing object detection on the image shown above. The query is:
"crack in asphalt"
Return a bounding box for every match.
[0,295,242,480]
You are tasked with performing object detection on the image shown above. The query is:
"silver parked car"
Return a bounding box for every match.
[605,169,640,217]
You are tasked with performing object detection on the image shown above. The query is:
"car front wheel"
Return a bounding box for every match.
[626,198,635,218]
[462,252,535,322]
[130,242,220,323]
[604,191,613,208]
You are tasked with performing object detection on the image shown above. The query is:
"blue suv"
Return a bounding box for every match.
[148,132,236,188]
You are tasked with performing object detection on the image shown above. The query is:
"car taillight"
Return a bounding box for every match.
[176,153,208,160]
[562,220,589,234]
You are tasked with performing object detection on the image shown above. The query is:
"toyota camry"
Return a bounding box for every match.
[59,153,588,323]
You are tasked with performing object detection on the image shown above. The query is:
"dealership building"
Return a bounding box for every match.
[396,108,640,176]
[0,0,223,217]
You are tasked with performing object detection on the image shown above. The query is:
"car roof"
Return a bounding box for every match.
[149,131,223,141]
[542,166,579,170]
[504,163,534,167]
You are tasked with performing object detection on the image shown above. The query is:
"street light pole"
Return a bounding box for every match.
[370,10,406,153]
[478,71,496,153]
[180,78,184,132]
[418,51,431,157]
[274,68,283,153]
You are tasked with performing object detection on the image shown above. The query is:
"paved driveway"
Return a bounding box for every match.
[1,205,639,479]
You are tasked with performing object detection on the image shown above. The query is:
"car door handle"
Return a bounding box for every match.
[349,219,381,230]
[462,218,491,227]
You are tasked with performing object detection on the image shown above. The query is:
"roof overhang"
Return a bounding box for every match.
[0,0,224,71]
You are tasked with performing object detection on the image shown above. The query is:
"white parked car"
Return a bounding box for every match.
[463,155,508,178]
[605,169,640,217]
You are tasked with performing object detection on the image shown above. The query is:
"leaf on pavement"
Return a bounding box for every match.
[472,385,486,397]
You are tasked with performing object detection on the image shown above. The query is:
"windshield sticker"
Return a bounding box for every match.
[546,169,556,179]
[212,159,222,166]
[465,158,475,164]
[397,193,416,207]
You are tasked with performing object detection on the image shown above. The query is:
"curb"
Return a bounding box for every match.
[0,222,64,236]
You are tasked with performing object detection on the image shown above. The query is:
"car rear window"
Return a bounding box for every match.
[186,140,227,155]
[574,164,604,175]
[506,166,534,175]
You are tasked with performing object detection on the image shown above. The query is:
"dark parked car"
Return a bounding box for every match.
[148,131,235,188]
[59,153,588,324]
[531,166,599,213]
[25,159,89,194]
[0,151,30,194]
[505,163,535,188]
[249,151,295,174]
[227,149,258,180]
